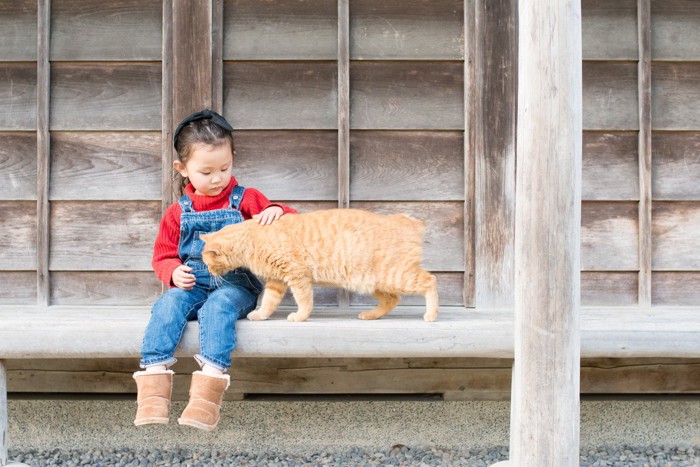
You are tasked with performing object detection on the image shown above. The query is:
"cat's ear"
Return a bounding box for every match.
[200,233,212,244]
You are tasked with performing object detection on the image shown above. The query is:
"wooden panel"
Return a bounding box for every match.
[350,62,464,130]
[581,0,637,60]
[350,131,463,201]
[37,0,50,306]
[50,63,161,130]
[49,201,160,271]
[50,132,161,201]
[280,285,339,308]
[0,272,36,304]
[224,62,337,130]
[581,271,638,306]
[233,131,337,201]
[351,201,464,271]
[223,0,336,60]
[583,62,638,131]
[652,62,700,130]
[582,132,638,201]
[652,202,700,270]
[651,0,700,60]
[638,0,652,307]
[653,272,700,305]
[581,202,638,271]
[0,132,36,200]
[0,202,36,269]
[653,133,700,200]
[51,272,161,305]
[50,0,161,60]
[0,63,36,130]
[350,0,463,60]
[0,0,37,61]
[350,272,464,307]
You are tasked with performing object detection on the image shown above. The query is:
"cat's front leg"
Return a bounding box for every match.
[247,280,288,321]
[286,279,314,322]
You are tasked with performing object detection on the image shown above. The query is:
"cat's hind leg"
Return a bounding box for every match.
[358,291,400,320]
[287,279,314,322]
[247,280,287,321]
[395,269,439,322]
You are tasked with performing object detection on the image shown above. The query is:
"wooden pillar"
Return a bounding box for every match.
[1,360,7,466]
[36,0,50,306]
[497,1,583,465]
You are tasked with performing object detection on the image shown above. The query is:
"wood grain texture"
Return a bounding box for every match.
[50,0,162,61]
[350,62,463,130]
[652,201,700,270]
[464,0,476,307]
[224,62,337,130]
[0,360,6,465]
[581,271,638,306]
[581,202,639,271]
[651,0,700,60]
[0,63,36,130]
[583,62,638,131]
[49,201,160,271]
[350,272,464,307]
[653,272,700,305]
[0,132,36,200]
[1,272,36,305]
[349,131,464,201]
[581,0,637,60]
[223,0,336,60]
[50,132,161,201]
[50,63,161,130]
[0,0,36,61]
[338,0,350,218]
[0,201,36,269]
[652,62,700,130]
[350,0,464,60]
[652,133,700,200]
[233,131,337,201]
[161,0,175,209]
[37,0,51,306]
[582,132,638,201]
[51,272,162,305]
[638,0,652,307]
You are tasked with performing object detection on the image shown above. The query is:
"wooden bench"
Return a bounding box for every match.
[1,305,699,465]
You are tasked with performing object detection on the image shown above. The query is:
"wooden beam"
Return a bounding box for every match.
[36,0,50,306]
[464,0,476,307]
[212,0,224,113]
[0,360,6,466]
[507,0,583,465]
[162,0,175,210]
[337,0,350,308]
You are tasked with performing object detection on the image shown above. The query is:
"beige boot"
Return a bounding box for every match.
[133,370,174,426]
[178,371,230,431]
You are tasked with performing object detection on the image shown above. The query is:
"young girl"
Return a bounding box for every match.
[133,109,296,431]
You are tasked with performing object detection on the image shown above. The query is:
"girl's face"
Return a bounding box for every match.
[174,142,233,197]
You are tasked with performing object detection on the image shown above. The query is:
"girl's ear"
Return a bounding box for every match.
[173,160,187,177]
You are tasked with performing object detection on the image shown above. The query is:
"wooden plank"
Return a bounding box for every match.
[223,62,337,130]
[49,132,161,201]
[349,131,464,201]
[653,272,700,306]
[651,0,700,61]
[652,133,700,200]
[582,132,638,201]
[212,0,224,112]
[581,0,637,60]
[0,0,37,61]
[0,132,37,200]
[50,63,161,130]
[50,0,161,61]
[464,0,476,307]
[338,0,350,212]
[49,201,160,271]
[474,0,516,308]
[350,0,463,60]
[581,271,638,306]
[233,131,337,201]
[51,272,162,306]
[350,272,464,307]
[162,0,175,209]
[581,202,639,271]
[652,202,700,270]
[350,62,464,130]
[638,0,652,307]
[0,360,6,466]
[0,63,36,130]
[583,62,638,131]
[223,0,336,60]
[652,62,700,130]
[351,201,464,272]
[0,272,36,304]
[37,0,50,306]
[0,202,36,269]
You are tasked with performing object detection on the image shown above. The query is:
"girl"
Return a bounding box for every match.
[133,109,296,431]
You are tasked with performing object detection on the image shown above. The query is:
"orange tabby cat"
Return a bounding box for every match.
[200,208,439,322]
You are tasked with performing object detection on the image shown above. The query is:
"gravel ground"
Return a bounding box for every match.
[7,445,698,466]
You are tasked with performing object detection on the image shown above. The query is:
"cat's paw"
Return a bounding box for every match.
[247,309,270,321]
[358,311,379,320]
[286,312,308,322]
[423,311,438,322]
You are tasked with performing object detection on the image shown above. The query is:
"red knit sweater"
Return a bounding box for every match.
[152,177,296,286]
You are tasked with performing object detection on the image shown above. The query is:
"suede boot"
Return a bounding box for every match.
[133,370,174,426]
[178,371,230,431]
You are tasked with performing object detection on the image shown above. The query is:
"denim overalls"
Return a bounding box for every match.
[140,185,262,371]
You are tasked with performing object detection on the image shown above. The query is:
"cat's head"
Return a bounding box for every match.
[200,228,244,276]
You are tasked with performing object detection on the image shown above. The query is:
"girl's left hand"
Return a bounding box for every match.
[253,205,283,225]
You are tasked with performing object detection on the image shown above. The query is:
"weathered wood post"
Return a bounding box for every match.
[1,360,8,465]
[493,0,583,465]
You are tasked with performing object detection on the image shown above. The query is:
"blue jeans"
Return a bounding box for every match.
[140,267,260,371]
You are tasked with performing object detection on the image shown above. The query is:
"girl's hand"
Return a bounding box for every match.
[253,205,283,225]
[172,264,195,290]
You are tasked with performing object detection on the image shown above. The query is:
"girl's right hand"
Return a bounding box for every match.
[172,265,195,290]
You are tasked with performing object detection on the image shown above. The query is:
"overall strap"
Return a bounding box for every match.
[230,185,246,210]
[178,194,195,213]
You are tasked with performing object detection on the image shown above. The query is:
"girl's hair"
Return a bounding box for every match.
[173,118,235,196]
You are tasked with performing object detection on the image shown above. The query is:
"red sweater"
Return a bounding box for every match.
[152,177,296,286]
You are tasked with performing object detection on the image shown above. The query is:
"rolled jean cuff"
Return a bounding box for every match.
[194,354,228,372]
[140,357,177,369]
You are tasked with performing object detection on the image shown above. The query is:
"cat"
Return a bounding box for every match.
[200,208,439,322]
